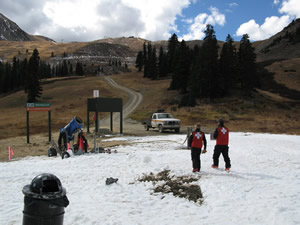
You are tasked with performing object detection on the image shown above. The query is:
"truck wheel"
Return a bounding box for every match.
[175,128,180,133]
[158,125,163,133]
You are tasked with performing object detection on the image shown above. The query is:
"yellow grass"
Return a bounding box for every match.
[266,58,300,91]
[0,76,127,139]
[0,69,299,162]
[0,40,89,61]
[112,70,300,135]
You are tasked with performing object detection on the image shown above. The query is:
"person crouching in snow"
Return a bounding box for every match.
[212,119,231,171]
[188,123,207,172]
[77,129,89,153]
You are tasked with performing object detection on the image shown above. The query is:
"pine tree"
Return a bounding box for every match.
[4,62,12,93]
[69,62,73,75]
[149,47,158,80]
[75,62,84,76]
[167,33,180,73]
[238,34,258,93]
[0,62,4,93]
[219,34,238,95]
[135,51,144,72]
[62,60,69,76]
[169,40,191,93]
[26,48,42,102]
[143,42,149,77]
[158,46,168,78]
[190,25,219,99]
[20,58,28,87]
[11,57,18,90]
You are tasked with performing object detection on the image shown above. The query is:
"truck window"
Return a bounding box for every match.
[152,114,157,119]
[158,113,173,119]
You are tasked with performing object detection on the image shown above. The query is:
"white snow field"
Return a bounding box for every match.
[0,132,300,225]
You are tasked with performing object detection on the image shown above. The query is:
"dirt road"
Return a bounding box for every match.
[102,75,143,121]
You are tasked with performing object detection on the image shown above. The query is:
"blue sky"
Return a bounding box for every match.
[177,0,284,41]
[1,0,299,42]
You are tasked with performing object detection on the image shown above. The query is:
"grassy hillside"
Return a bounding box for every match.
[1,70,299,141]
[0,76,127,140]
[0,69,299,162]
[111,70,300,135]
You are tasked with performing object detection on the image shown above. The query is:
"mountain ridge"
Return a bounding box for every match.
[0,12,300,64]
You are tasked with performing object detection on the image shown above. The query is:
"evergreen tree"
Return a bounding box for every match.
[219,34,238,95]
[169,40,191,93]
[149,47,158,80]
[0,62,4,93]
[75,62,84,76]
[25,49,42,102]
[69,62,73,75]
[11,57,18,90]
[167,33,180,73]
[190,25,219,99]
[20,58,28,87]
[238,34,258,93]
[135,51,144,72]
[146,42,153,78]
[158,46,168,78]
[4,62,12,93]
[62,60,69,76]
[143,42,149,77]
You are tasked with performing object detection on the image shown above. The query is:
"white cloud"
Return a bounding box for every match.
[181,7,225,40]
[228,3,238,7]
[235,0,300,41]
[182,18,194,24]
[39,0,192,42]
[279,0,300,18]
[235,16,291,41]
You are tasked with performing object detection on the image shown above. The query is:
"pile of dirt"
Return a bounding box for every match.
[136,170,203,205]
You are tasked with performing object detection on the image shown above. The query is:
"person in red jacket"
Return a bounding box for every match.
[212,119,231,171]
[188,123,207,172]
[76,129,89,153]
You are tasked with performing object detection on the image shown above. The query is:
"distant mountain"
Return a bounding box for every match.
[0,13,34,41]
[0,13,54,42]
[255,18,300,62]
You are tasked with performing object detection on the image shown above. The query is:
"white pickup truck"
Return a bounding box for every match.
[143,112,181,133]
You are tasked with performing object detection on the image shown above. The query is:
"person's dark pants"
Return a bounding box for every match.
[191,147,202,170]
[58,131,68,151]
[213,145,231,168]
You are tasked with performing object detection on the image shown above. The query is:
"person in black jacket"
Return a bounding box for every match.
[188,123,207,172]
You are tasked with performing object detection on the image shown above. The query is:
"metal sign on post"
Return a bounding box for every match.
[93,90,99,98]
[87,98,123,134]
[26,103,52,144]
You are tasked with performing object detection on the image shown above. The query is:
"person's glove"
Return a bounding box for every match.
[202,149,207,154]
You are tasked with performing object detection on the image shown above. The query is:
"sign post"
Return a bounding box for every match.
[26,103,51,143]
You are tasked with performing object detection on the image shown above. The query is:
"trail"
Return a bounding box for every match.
[100,76,143,127]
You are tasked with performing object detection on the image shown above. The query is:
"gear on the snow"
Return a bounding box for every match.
[106,177,118,185]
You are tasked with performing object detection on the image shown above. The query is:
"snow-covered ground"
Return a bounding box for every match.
[1,132,300,225]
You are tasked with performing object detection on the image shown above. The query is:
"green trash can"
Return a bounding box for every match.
[22,173,69,225]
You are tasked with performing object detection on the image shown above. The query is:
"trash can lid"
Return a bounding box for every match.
[22,173,66,200]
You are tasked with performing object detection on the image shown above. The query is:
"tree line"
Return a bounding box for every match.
[136,25,258,106]
[0,49,85,102]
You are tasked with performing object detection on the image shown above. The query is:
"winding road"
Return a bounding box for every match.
[99,76,143,128]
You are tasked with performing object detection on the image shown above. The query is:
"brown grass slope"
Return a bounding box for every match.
[255,18,300,62]
[0,71,299,162]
